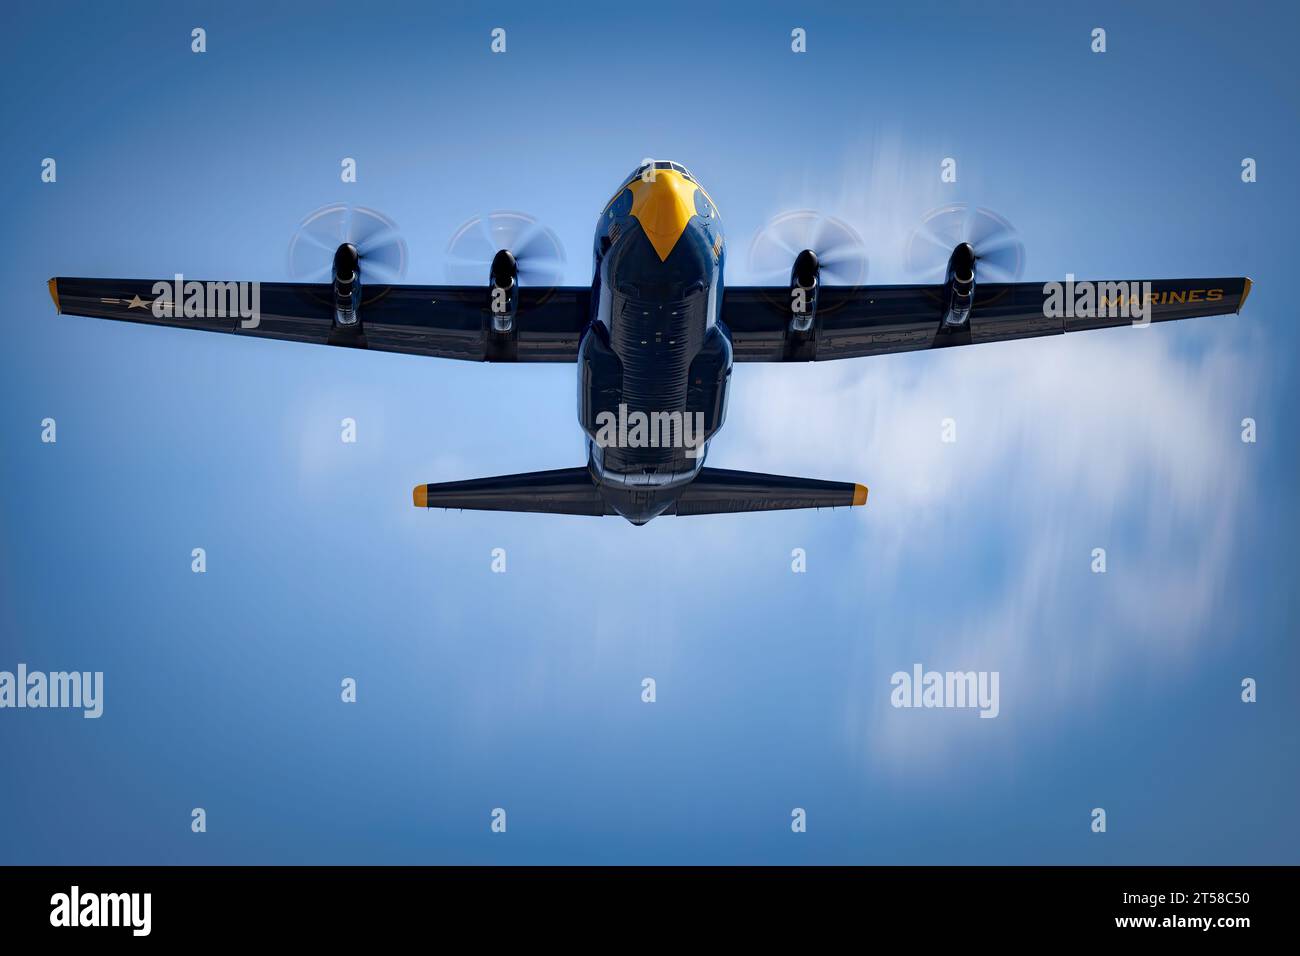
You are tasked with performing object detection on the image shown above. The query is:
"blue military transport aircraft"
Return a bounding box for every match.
[49,160,1251,525]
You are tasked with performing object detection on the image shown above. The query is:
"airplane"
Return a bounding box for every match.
[48,160,1252,525]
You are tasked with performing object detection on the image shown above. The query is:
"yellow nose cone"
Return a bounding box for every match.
[628,169,699,262]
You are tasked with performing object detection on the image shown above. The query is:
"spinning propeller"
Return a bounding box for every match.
[444,211,566,289]
[904,204,1024,283]
[287,203,407,285]
[747,210,870,287]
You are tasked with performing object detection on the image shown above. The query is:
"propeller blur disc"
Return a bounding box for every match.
[747,210,869,287]
[904,204,1024,283]
[288,204,407,285]
[445,211,566,288]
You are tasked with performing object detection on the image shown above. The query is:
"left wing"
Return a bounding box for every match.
[48,277,591,362]
[723,277,1251,362]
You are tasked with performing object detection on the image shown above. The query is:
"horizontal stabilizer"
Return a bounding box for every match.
[413,466,867,518]
[413,467,608,516]
[670,468,866,515]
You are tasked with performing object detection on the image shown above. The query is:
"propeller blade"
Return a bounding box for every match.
[358,256,404,285]
[517,259,565,287]
[445,212,566,288]
[747,210,869,287]
[358,237,405,277]
[289,204,407,286]
[905,204,1025,282]
[348,210,391,248]
[965,207,1011,250]
[975,239,1023,283]
[513,226,560,264]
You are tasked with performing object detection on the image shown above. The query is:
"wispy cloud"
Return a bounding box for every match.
[737,326,1259,766]
[726,137,1264,767]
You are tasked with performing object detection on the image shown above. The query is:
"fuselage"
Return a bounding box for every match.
[578,161,733,524]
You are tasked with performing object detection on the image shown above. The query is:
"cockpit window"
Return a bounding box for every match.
[622,160,695,187]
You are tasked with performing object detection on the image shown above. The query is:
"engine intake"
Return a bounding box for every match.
[789,248,820,333]
[944,242,976,328]
[489,249,519,333]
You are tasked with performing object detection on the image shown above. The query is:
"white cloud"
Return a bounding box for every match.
[730,302,1260,767]
[721,135,1266,768]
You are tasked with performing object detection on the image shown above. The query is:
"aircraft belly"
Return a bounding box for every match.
[602,292,707,470]
[610,294,702,407]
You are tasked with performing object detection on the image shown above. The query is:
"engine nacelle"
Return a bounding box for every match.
[333,243,361,327]
[943,242,976,328]
[489,249,519,333]
[789,248,820,333]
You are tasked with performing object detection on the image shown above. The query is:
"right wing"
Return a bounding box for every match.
[49,277,591,362]
[723,277,1251,362]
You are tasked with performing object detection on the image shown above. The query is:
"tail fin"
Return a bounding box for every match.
[670,467,867,515]
[413,467,608,516]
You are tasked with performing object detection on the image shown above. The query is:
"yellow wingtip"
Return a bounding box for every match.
[1238,277,1253,312]
[412,485,428,508]
[47,278,60,313]
[852,484,869,506]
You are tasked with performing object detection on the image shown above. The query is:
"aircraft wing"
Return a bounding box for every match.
[48,277,591,362]
[722,277,1251,362]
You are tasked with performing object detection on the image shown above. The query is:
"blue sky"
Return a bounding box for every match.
[0,0,1296,863]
